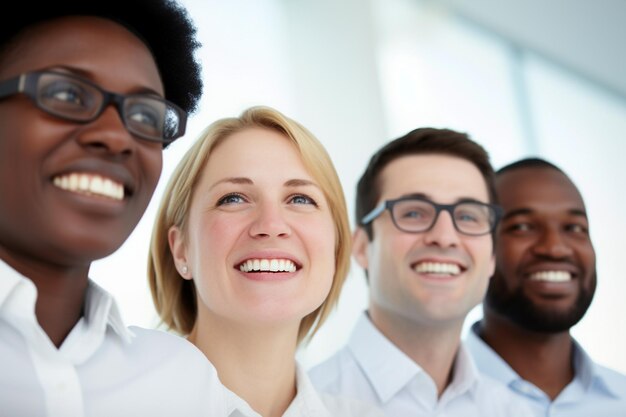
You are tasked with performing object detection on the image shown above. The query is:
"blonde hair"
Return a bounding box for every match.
[148,106,351,344]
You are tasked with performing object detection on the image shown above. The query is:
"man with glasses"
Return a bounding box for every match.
[310,128,532,416]
[466,158,626,416]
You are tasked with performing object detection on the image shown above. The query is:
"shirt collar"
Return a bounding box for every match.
[349,313,481,403]
[571,339,625,399]
[283,363,333,417]
[467,321,626,399]
[348,313,422,403]
[445,343,481,400]
[0,259,133,357]
[0,259,29,311]
[466,321,521,385]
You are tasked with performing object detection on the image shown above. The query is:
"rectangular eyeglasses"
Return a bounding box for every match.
[0,70,187,145]
[361,196,503,236]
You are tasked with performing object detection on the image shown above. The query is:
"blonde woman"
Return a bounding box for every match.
[149,106,385,417]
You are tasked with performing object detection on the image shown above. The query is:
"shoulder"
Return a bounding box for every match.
[126,326,215,371]
[319,393,386,417]
[128,326,199,352]
[308,347,359,391]
[593,362,626,398]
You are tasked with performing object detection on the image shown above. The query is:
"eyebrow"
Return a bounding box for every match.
[209,177,320,190]
[398,192,487,204]
[284,179,320,189]
[503,207,588,220]
[209,177,253,190]
[52,65,163,97]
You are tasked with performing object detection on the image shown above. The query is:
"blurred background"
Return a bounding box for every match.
[91,0,626,373]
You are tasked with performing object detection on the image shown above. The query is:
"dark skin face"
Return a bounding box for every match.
[485,167,597,332]
[0,16,163,345]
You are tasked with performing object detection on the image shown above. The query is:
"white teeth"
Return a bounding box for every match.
[414,262,461,276]
[530,271,572,282]
[53,173,124,201]
[239,259,297,273]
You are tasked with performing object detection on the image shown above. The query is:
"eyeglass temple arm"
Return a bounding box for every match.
[0,75,25,99]
[361,202,386,225]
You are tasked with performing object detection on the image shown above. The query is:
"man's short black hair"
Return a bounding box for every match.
[496,157,565,176]
[0,0,202,114]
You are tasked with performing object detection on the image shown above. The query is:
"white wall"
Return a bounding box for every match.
[90,0,626,374]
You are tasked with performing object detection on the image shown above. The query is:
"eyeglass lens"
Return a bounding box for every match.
[34,72,179,142]
[391,199,493,234]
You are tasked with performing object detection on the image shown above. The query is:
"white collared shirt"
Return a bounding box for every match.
[0,259,228,417]
[226,363,386,417]
[309,313,533,417]
[466,321,626,417]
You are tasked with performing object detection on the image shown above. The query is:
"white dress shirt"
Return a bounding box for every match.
[466,322,626,417]
[226,363,386,417]
[0,259,228,417]
[309,313,533,417]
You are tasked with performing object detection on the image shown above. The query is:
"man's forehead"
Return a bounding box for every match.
[378,154,490,202]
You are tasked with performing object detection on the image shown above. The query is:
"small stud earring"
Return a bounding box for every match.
[181,265,188,274]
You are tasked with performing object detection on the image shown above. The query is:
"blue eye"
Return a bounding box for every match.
[401,210,423,219]
[289,194,317,206]
[457,213,479,223]
[217,193,247,206]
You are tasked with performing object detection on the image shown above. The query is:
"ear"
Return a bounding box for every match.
[352,227,370,270]
[168,226,192,280]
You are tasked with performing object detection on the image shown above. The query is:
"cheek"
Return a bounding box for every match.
[138,147,163,196]
[188,214,241,264]
[496,238,525,269]
[307,215,337,268]
[467,237,495,270]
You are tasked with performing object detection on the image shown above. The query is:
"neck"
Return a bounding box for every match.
[0,247,89,348]
[479,310,575,399]
[189,312,298,417]
[369,307,463,397]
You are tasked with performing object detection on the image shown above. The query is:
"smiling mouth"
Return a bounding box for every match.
[238,258,298,273]
[413,261,462,277]
[52,173,125,201]
[529,270,573,283]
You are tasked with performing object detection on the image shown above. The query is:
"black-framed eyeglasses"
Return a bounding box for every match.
[361,196,503,236]
[0,70,187,145]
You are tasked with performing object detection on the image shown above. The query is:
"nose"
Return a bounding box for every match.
[248,201,292,239]
[76,105,135,159]
[422,210,461,248]
[532,226,574,259]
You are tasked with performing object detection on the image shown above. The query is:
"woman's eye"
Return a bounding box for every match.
[43,83,86,106]
[289,194,317,206]
[217,193,247,206]
[127,104,160,128]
